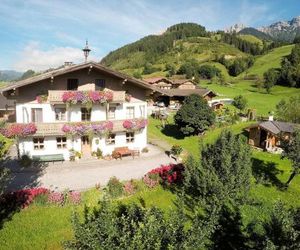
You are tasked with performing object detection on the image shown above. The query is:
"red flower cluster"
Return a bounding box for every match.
[62,90,113,105]
[0,123,37,138]
[0,188,49,209]
[148,164,184,185]
[123,118,148,130]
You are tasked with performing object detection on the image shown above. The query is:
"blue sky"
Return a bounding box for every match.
[0,0,299,71]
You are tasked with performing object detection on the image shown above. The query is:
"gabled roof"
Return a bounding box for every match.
[144,77,173,84]
[172,79,195,85]
[248,121,299,135]
[0,61,159,94]
[158,88,216,97]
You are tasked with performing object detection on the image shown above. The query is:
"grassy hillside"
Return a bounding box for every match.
[241,45,294,77]
[238,34,263,47]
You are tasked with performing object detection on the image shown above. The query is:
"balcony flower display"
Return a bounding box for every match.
[0,123,37,138]
[123,118,147,131]
[36,94,48,103]
[62,121,113,137]
[62,90,113,107]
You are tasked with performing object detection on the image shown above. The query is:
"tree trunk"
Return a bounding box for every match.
[286,171,297,186]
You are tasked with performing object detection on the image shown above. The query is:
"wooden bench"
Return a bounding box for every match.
[112,147,139,160]
[32,154,64,163]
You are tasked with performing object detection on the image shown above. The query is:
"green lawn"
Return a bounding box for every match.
[201,80,300,115]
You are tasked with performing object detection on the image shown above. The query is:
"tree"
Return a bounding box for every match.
[0,135,10,195]
[174,94,215,136]
[198,65,221,79]
[133,71,142,79]
[182,130,252,209]
[263,68,279,93]
[165,63,176,76]
[275,96,300,123]
[282,130,300,186]
[19,69,35,80]
[232,95,248,112]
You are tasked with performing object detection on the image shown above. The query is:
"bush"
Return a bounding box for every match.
[148,164,184,185]
[68,191,81,205]
[107,176,123,198]
[170,145,183,156]
[141,147,149,153]
[232,95,248,112]
[143,173,159,188]
[198,64,221,79]
[48,192,65,206]
[123,180,136,196]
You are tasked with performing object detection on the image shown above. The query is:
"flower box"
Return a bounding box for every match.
[0,123,37,138]
[62,121,113,137]
[122,118,147,131]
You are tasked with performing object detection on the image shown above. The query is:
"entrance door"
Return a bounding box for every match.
[81,136,91,157]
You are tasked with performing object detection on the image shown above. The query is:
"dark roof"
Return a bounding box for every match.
[0,94,15,110]
[158,88,216,97]
[0,61,160,94]
[249,121,299,135]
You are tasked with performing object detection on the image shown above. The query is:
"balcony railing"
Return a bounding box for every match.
[48,90,126,104]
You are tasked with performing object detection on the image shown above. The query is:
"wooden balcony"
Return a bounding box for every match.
[34,120,128,136]
[48,90,126,104]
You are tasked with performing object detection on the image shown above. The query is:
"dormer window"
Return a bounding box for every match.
[67,79,78,90]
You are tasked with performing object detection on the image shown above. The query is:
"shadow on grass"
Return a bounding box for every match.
[0,156,48,229]
[160,124,185,140]
[251,158,285,189]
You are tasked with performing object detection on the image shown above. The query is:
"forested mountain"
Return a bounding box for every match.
[238,27,273,41]
[0,70,22,81]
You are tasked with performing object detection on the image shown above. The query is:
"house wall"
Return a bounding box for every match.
[248,127,261,147]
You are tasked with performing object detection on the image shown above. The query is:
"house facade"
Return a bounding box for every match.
[1,62,160,160]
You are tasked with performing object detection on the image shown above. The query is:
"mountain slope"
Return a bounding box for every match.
[238,27,273,41]
[0,70,22,81]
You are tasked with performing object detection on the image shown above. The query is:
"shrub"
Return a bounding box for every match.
[170,145,183,156]
[143,173,159,188]
[68,191,81,205]
[148,164,184,185]
[107,176,124,198]
[48,192,64,206]
[123,180,136,196]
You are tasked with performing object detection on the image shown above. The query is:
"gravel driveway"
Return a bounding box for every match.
[5,145,175,191]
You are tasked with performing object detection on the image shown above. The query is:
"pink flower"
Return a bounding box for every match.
[123,119,147,130]
[1,123,37,138]
[68,191,81,205]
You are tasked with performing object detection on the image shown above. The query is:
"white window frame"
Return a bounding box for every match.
[107,106,116,120]
[139,105,145,118]
[56,137,67,149]
[126,132,135,143]
[126,106,135,119]
[105,134,116,145]
[33,137,44,150]
[55,107,66,121]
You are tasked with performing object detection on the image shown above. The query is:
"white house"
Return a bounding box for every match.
[0,61,162,161]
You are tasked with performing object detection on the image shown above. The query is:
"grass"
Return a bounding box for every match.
[238,34,263,47]
[201,80,300,115]
[241,45,294,77]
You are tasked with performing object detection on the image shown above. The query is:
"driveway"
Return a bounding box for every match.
[5,145,175,191]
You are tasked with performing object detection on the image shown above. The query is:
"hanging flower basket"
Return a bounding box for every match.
[123,118,147,131]
[0,123,37,138]
[62,121,113,137]
[125,94,131,102]
[62,91,113,107]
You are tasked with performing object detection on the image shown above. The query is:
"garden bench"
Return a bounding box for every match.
[32,154,64,163]
[112,147,139,160]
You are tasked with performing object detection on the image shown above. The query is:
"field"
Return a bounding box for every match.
[201,80,300,115]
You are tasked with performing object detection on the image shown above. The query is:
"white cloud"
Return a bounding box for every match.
[13,41,97,71]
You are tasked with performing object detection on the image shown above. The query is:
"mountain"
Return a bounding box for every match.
[224,23,246,33]
[258,16,300,42]
[0,70,23,81]
[238,27,273,41]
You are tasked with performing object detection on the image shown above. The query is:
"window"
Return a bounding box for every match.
[139,105,145,118]
[33,137,44,150]
[106,134,116,145]
[126,107,135,119]
[81,108,91,121]
[95,79,105,89]
[67,79,78,90]
[56,137,67,149]
[126,132,134,143]
[55,107,66,121]
[107,106,116,119]
[31,108,43,122]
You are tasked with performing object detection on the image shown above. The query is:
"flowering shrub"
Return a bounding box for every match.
[48,192,64,205]
[36,95,48,103]
[123,180,135,195]
[123,118,147,131]
[68,191,81,205]
[62,121,113,136]
[62,90,113,106]
[0,188,49,209]
[148,164,184,185]
[143,173,159,188]
[0,123,37,138]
